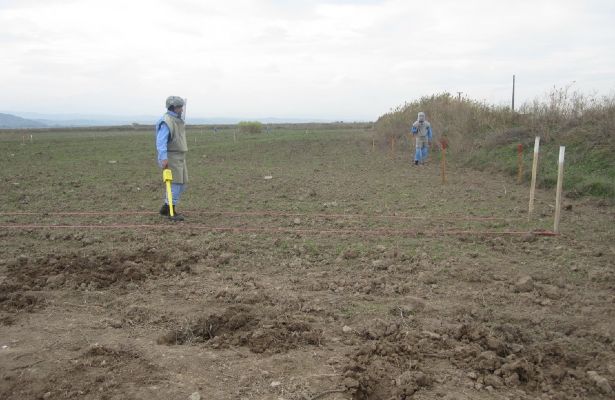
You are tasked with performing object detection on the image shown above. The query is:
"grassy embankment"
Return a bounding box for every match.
[375,88,615,200]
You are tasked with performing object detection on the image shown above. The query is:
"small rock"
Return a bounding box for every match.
[263,175,273,180]
[515,276,534,293]
[43,392,52,399]
[422,331,441,340]
[467,371,478,380]
[418,272,438,285]
[414,371,432,387]
[522,233,537,243]
[46,274,65,289]
[477,351,502,372]
[156,331,177,345]
[485,336,506,354]
[587,371,613,394]
[108,160,117,164]
[375,245,386,252]
[217,252,234,265]
[189,392,201,400]
[343,377,359,389]
[342,325,352,334]
[270,381,281,388]
[541,284,561,300]
[510,344,524,353]
[484,374,503,388]
[16,255,28,265]
[293,218,301,225]
[405,296,427,312]
[342,249,359,259]
[105,319,123,329]
[504,372,520,386]
[371,260,386,270]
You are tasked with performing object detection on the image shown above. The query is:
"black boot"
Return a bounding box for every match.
[159,203,170,216]
[168,205,184,222]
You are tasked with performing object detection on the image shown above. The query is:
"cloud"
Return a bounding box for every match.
[0,0,613,119]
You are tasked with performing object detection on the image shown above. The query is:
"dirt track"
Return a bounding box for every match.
[1,128,614,399]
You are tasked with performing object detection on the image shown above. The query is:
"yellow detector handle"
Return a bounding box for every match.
[162,169,174,217]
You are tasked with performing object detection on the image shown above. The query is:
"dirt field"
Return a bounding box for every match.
[1,126,614,399]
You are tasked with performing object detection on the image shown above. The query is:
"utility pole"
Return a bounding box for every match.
[512,75,516,112]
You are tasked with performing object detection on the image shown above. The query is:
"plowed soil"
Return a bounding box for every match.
[1,126,613,399]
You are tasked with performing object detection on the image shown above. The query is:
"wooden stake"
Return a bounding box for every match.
[234,131,237,143]
[528,137,540,218]
[517,144,523,184]
[554,146,565,233]
[372,138,375,151]
[441,147,447,184]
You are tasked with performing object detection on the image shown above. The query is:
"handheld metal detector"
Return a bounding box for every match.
[162,169,174,217]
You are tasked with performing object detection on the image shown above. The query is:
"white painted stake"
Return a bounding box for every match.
[528,137,540,218]
[554,146,565,233]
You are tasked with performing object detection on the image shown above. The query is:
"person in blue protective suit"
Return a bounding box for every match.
[156,96,188,221]
[411,111,433,165]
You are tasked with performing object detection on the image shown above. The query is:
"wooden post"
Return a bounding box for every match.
[441,147,447,184]
[512,74,516,112]
[554,146,565,233]
[372,138,375,151]
[528,137,540,218]
[517,143,523,184]
[234,131,237,143]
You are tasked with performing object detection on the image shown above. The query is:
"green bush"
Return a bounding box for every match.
[238,121,263,134]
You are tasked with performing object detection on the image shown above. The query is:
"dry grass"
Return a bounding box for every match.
[375,88,615,198]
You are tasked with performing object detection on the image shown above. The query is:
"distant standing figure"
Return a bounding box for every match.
[411,111,433,165]
[156,96,188,221]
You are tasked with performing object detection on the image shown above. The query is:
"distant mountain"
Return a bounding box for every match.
[0,111,337,127]
[0,113,47,129]
[12,112,159,127]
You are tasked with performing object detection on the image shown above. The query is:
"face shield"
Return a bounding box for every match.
[418,112,426,123]
[181,98,187,121]
[166,96,186,120]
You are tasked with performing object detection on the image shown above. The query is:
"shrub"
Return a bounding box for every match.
[238,121,263,134]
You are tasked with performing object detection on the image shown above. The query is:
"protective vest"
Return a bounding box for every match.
[164,113,188,152]
[412,121,431,137]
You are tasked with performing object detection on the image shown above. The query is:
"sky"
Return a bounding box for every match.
[1,0,614,121]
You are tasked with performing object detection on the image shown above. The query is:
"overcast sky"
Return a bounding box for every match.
[1,0,614,121]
